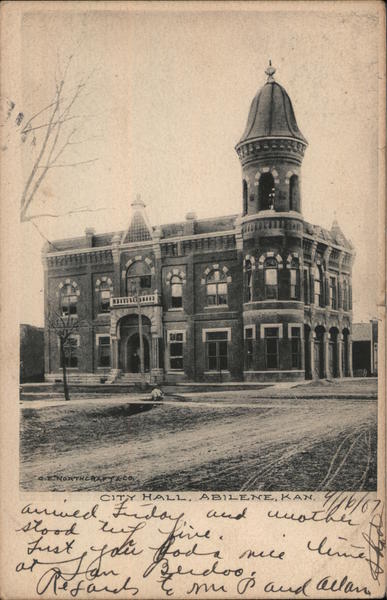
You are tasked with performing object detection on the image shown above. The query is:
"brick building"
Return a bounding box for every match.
[20,324,44,383]
[43,64,354,384]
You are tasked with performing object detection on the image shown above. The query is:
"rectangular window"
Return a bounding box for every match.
[264,327,279,369]
[330,277,337,309]
[98,336,111,367]
[168,332,184,370]
[217,283,228,305]
[314,280,321,307]
[60,336,79,368]
[244,327,254,370]
[62,295,78,316]
[343,281,348,311]
[171,295,182,308]
[290,269,300,300]
[265,268,278,299]
[303,268,309,304]
[206,283,217,305]
[171,282,183,308]
[246,271,252,302]
[291,327,301,369]
[206,331,228,371]
[100,290,111,312]
[140,275,152,290]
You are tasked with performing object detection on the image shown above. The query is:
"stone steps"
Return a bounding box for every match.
[117,373,151,383]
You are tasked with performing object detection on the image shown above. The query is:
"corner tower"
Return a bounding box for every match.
[237,63,308,383]
[235,62,307,215]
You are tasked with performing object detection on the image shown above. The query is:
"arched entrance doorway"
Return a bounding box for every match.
[127,333,150,373]
[329,327,339,378]
[117,313,152,373]
[304,324,312,379]
[314,326,325,379]
[342,328,350,377]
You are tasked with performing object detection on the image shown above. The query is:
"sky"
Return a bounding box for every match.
[17,2,382,326]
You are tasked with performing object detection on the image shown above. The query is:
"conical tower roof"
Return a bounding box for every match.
[238,62,307,145]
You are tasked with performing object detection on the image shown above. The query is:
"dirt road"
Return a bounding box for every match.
[20,392,377,492]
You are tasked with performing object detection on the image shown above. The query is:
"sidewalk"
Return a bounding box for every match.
[20,377,377,408]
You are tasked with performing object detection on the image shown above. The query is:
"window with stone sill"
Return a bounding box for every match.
[289,174,299,211]
[264,257,278,299]
[245,260,253,302]
[313,264,323,307]
[126,261,152,297]
[168,331,184,370]
[342,279,349,311]
[264,327,279,369]
[291,327,301,369]
[98,283,111,313]
[303,267,309,304]
[244,327,254,370]
[329,276,337,310]
[206,270,228,306]
[61,284,78,316]
[289,258,300,300]
[60,336,79,368]
[170,275,183,309]
[258,172,275,211]
[243,180,248,215]
[98,336,111,367]
[206,330,228,371]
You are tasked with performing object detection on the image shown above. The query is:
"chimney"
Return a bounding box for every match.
[85,227,95,248]
[184,212,197,236]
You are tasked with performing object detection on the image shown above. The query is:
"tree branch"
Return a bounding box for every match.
[29,219,60,251]
[25,206,107,219]
[38,158,98,169]
[19,54,98,223]
[20,81,63,218]
[21,114,82,135]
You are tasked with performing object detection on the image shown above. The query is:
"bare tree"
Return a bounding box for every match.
[46,294,80,401]
[2,54,99,224]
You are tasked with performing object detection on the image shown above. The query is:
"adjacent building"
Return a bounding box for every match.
[43,64,354,384]
[20,324,45,383]
[353,320,378,376]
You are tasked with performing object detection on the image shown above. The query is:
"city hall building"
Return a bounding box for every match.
[43,64,354,384]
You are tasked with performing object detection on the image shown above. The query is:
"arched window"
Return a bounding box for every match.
[342,279,349,311]
[313,265,323,306]
[303,266,310,304]
[61,283,78,316]
[245,260,253,302]
[289,174,299,211]
[126,261,152,296]
[243,180,248,215]
[258,173,275,211]
[329,276,337,309]
[206,269,228,306]
[264,257,278,299]
[99,282,111,313]
[289,257,300,300]
[170,275,183,308]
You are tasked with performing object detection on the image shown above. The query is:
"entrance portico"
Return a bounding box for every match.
[109,294,163,382]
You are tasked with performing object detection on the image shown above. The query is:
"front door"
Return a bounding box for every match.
[127,334,150,372]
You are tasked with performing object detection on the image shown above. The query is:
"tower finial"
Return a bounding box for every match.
[265,59,276,82]
[131,193,145,208]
